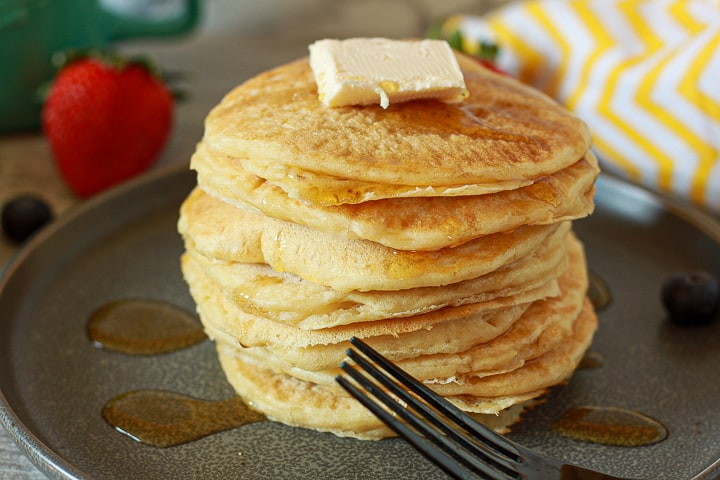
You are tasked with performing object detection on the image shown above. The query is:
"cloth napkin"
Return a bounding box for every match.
[436,0,720,214]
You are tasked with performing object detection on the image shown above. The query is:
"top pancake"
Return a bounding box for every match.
[202,52,592,204]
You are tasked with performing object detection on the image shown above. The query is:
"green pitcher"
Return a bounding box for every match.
[0,0,200,133]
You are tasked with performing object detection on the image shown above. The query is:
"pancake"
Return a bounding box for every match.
[202,53,592,204]
[183,251,530,359]
[182,232,588,376]
[194,231,589,381]
[213,297,596,440]
[429,297,596,398]
[184,223,569,329]
[236,155,535,204]
[192,140,598,250]
[178,187,571,292]
[177,39,599,441]
[218,290,597,439]
[187,248,562,330]
[216,342,541,439]
[222,287,578,385]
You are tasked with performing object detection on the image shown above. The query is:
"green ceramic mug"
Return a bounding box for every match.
[0,0,200,132]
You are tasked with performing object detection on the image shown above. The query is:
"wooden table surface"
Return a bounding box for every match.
[0,2,506,478]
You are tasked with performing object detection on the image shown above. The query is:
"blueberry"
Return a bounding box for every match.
[660,271,720,325]
[1,195,54,243]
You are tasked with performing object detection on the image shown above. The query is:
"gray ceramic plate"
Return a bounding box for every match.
[1,166,719,480]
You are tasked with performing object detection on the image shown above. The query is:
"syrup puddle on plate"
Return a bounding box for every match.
[553,406,668,447]
[577,350,604,370]
[88,299,266,447]
[102,389,266,447]
[588,271,612,311]
[90,297,668,450]
[87,299,206,355]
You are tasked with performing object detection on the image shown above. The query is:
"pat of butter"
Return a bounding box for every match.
[308,38,468,109]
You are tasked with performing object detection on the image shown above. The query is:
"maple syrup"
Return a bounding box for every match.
[91,299,667,452]
[89,299,264,447]
[102,389,265,447]
[87,299,206,355]
[588,271,612,311]
[553,406,667,447]
[577,350,604,369]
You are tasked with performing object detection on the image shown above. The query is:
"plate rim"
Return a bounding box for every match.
[0,164,192,480]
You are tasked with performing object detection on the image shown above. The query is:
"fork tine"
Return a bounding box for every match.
[339,338,637,480]
[348,337,521,460]
[337,352,516,480]
[342,349,517,478]
[336,373,483,480]
[338,339,522,480]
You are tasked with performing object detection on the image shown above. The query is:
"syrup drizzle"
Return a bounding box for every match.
[588,271,612,311]
[89,299,265,447]
[91,299,668,451]
[87,299,206,355]
[577,350,604,370]
[553,406,668,447]
[102,389,265,447]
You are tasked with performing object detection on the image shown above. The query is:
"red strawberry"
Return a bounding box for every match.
[42,52,174,197]
[476,58,508,76]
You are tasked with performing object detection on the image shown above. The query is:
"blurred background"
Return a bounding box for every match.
[0,0,507,266]
[120,0,510,169]
[5,0,717,267]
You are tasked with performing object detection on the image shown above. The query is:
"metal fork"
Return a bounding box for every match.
[336,337,636,480]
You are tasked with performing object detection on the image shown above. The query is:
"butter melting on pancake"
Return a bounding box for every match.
[202,54,592,205]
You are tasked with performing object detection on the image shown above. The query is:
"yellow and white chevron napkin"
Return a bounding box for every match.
[437,0,720,214]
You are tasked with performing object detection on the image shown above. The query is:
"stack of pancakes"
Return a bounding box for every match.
[178,49,600,439]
